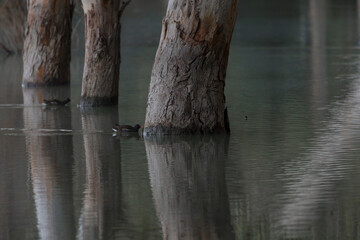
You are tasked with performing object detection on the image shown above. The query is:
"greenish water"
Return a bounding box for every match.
[1,0,360,239]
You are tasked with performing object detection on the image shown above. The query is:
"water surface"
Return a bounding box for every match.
[1,0,360,239]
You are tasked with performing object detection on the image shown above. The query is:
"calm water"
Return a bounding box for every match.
[1,0,360,239]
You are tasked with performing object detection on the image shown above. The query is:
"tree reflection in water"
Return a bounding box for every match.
[145,135,235,240]
[78,108,122,240]
[23,86,75,240]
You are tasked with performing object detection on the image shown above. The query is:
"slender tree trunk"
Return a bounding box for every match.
[22,0,73,87]
[80,0,130,107]
[144,0,238,135]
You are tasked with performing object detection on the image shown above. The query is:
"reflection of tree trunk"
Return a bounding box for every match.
[22,0,73,87]
[309,0,327,111]
[357,0,360,42]
[23,87,75,240]
[277,66,360,239]
[78,108,122,240]
[145,136,234,240]
[144,1,238,134]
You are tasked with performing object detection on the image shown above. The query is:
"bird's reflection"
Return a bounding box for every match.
[145,135,235,240]
[77,108,122,240]
[22,86,75,240]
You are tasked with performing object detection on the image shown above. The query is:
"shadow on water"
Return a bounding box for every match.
[144,135,235,240]
[22,87,75,240]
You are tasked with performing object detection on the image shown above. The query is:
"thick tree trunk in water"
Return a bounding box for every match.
[144,0,238,135]
[80,0,130,107]
[22,0,73,87]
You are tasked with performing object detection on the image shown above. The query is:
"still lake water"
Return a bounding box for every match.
[1,0,360,239]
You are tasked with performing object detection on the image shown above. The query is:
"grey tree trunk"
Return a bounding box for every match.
[144,0,238,135]
[80,0,130,108]
[22,0,73,87]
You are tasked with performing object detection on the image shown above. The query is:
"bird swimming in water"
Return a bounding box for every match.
[112,124,142,133]
[43,98,71,106]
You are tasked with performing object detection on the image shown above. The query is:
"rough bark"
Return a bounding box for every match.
[80,0,130,107]
[22,0,73,87]
[144,0,238,135]
[145,135,235,239]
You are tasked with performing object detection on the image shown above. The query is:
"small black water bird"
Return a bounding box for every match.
[112,124,142,133]
[245,115,248,120]
[43,98,71,106]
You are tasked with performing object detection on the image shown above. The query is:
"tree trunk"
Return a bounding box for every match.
[22,0,73,87]
[80,0,130,107]
[144,0,238,135]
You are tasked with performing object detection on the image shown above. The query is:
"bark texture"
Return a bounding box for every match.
[80,0,130,107]
[22,0,73,87]
[144,0,238,135]
[145,136,235,239]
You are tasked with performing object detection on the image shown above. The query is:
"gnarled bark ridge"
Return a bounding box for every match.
[22,0,73,87]
[80,0,130,108]
[144,0,238,135]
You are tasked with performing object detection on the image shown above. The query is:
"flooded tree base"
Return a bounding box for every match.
[79,96,118,108]
[22,81,70,88]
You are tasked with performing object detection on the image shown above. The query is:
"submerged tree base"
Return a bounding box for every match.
[143,107,231,136]
[143,124,230,136]
[79,96,117,108]
[22,80,70,88]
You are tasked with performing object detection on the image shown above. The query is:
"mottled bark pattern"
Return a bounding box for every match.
[80,0,130,107]
[23,0,73,87]
[145,0,238,135]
